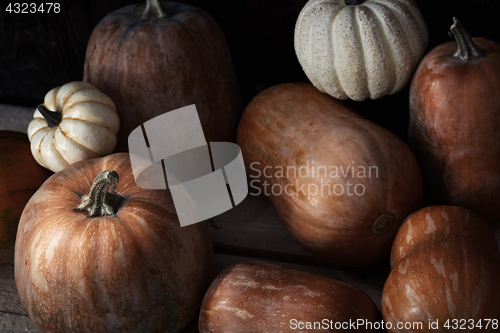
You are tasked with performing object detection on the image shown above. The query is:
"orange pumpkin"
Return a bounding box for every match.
[408,18,500,223]
[0,131,52,263]
[382,206,500,332]
[14,153,213,332]
[84,0,241,152]
[237,82,423,266]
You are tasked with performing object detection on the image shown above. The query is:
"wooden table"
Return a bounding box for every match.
[1,103,500,332]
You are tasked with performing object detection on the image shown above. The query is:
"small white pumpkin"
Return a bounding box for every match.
[294,0,428,101]
[27,81,119,172]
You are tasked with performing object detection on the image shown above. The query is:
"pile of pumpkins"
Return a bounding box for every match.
[0,0,499,332]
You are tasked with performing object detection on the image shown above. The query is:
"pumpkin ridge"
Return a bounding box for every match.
[63,90,116,112]
[55,127,101,157]
[60,86,97,111]
[328,4,346,96]
[317,1,345,96]
[352,7,369,99]
[61,117,117,135]
[363,2,398,94]
[374,0,426,64]
[51,86,60,111]
[28,122,49,138]
[49,130,70,168]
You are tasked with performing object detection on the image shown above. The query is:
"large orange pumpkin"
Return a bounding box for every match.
[381,206,500,333]
[237,82,423,266]
[14,153,213,332]
[84,0,241,152]
[408,18,500,223]
[0,131,52,263]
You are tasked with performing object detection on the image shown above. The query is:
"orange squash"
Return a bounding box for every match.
[382,206,500,332]
[14,153,213,332]
[0,131,52,263]
[237,82,423,266]
[408,18,500,223]
[199,261,380,332]
[84,0,241,152]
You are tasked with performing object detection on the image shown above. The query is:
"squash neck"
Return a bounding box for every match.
[449,17,484,61]
[38,105,62,127]
[141,0,170,20]
[76,170,123,217]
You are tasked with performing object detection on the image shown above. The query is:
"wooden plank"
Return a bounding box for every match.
[0,104,33,133]
[0,263,26,317]
[0,312,37,333]
[208,193,393,279]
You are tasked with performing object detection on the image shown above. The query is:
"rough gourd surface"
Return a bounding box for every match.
[295,0,428,101]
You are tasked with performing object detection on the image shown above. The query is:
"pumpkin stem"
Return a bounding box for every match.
[141,0,169,20]
[372,213,393,235]
[37,105,62,127]
[76,170,123,217]
[344,0,366,5]
[449,17,484,61]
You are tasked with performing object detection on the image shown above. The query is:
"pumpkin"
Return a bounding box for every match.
[294,0,428,101]
[83,0,241,153]
[27,81,119,173]
[199,261,380,332]
[237,82,423,266]
[14,153,213,333]
[408,18,500,224]
[381,205,500,332]
[0,131,52,263]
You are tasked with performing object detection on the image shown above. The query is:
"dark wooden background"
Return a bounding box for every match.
[1,0,500,141]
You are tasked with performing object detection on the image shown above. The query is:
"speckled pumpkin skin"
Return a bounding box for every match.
[382,206,500,333]
[14,153,214,333]
[237,82,423,266]
[84,1,241,152]
[199,261,380,332]
[294,0,428,101]
[0,131,52,264]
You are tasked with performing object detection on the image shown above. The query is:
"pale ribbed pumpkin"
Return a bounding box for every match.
[294,0,428,101]
[381,206,500,333]
[27,81,119,172]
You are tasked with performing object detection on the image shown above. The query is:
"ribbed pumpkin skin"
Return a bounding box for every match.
[0,131,52,264]
[294,0,428,101]
[27,81,119,173]
[408,37,500,224]
[237,83,423,266]
[199,261,380,332]
[14,153,213,333]
[382,206,500,333]
[84,1,241,152]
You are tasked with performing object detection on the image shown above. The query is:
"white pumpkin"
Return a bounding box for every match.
[27,81,119,172]
[294,0,428,101]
